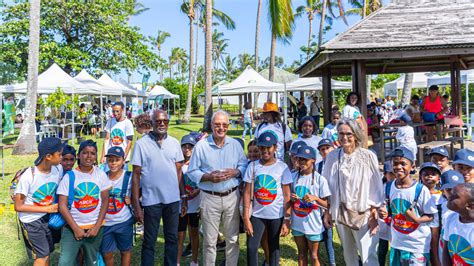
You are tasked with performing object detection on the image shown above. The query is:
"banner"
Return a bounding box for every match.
[3,97,15,136]
[142,72,151,93]
[132,98,143,118]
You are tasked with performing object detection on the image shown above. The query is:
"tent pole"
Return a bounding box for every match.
[467,80,471,139]
[100,90,104,132]
[283,83,288,128]
[72,89,75,145]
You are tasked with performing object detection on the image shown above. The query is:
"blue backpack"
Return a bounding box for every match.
[48,171,76,230]
[385,180,423,218]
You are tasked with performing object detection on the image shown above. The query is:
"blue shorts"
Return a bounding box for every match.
[292,230,323,242]
[100,218,134,253]
[390,248,429,266]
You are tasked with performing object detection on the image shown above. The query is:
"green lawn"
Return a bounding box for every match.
[0,117,345,265]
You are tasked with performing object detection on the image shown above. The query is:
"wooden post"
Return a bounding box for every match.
[238,94,243,115]
[351,60,367,119]
[322,68,332,126]
[450,57,462,117]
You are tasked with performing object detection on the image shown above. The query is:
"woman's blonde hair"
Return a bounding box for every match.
[337,118,365,147]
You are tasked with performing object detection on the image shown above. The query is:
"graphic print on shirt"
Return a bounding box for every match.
[74,182,100,213]
[391,198,420,234]
[292,185,318,217]
[32,182,57,206]
[110,128,125,146]
[448,234,474,265]
[107,188,125,215]
[254,174,277,205]
[184,174,198,200]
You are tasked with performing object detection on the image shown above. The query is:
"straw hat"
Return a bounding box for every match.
[262,102,278,113]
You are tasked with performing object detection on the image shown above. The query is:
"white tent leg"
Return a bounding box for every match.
[467,81,471,139]
[72,89,75,145]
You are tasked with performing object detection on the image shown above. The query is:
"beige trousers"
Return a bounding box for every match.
[336,223,379,266]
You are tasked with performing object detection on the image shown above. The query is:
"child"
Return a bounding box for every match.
[295,116,322,163]
[247,139,261,162]
[177,134,200,266]
[291,145,331,266]
[378,161,396,266]
[315,139,334,175]
[101,146,133,266]
[396,112,417,162]
[57,140,111,266]
[134,113,152,136]
[381,147,437,266]
[442,183,474,265]
[429,147,451,173]
[289,141,306,171]
[321,111,341,147]
[452,149,474,183]
[242,131,292,265]
[14,137,63,266]
[419,162,443,266]
[61,145,76,172]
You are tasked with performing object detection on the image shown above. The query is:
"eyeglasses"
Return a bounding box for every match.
[155,119,169,125]
[213,123,229,128]
[338,132,354,138]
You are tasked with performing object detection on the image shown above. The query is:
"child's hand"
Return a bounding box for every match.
[189,189,200,198]
[323,212,333,229]
[124,196,131,205]
[73,227,86,241]
[280,219,290,237]
[302,194,318,203]
[47,203,59,213]
[378,206,388,219]
[405,208,418,223]
[85,225,100,238]
[243,218,253,237]
[290,193,298,202]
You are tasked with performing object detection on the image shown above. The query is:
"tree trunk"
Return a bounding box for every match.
[184,14,194,123]
[318,0,327,47]
[401,73,414,107]
[193,10,200,86]
[307,16,313,60]
[13,0,41,155]
[268,33,276,102]
[203,0,213,132]
[362,0,367,18]
[254,0,262,71]
[159,49,164,81]
[366,75,372,103]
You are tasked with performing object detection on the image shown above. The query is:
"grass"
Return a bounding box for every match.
[0,116,346,265]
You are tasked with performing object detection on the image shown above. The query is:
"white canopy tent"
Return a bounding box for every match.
[146,85,179,115]
[118,79,146,97]
[286,77,352,91]
[383,72,433,97]
[218,66,283,96]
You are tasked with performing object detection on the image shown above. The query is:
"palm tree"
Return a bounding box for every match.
[203,0,213,131]
[401,73,414,106]
[346,0,382,17]
[238,53,255,71]
[223,55,237,81]
[254,0,262,71]
[212,30,229,69]
[153,30,171,81]
[318,0,346,47]
[14,0,41,155]
[182,0,197,123]
[169,47,187,80]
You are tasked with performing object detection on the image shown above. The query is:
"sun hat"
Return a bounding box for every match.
[262,102,278,113]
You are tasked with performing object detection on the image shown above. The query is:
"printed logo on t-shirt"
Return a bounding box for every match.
[107,188,125,215]
[110,128,125,146]
[74,182,100,213]
[448,234,474,265]
[292,185,318,217]
[32,182,57,206]
[254,174,277,205]
[184,174,198,200]
[391,198,420,234]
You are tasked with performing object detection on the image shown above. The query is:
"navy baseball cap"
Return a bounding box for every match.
[295,145,316,160]
[452,149,474,168]
[399,112,412,123]
[429,147,449,159]
[290,141,306,155]
[391,147,415,164]
[419,162,441,175]
[317,139,333,150]
[257,131,278,147]
[62,145,76,157]
[181,134,197,146]
[105,146,125,158]
[35,137,64,165]
[440,169,465,190]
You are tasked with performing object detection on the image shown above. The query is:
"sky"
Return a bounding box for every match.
[116,0,388,83]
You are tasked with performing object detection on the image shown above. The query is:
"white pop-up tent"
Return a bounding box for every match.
[98,74,128,98]
[118,79,146,97]
[218,66,283,96]
[146,85,179,115]
[286,77,352,91]
[383,72,433,97]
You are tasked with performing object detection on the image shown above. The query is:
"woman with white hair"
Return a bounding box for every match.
[322,118,384,266]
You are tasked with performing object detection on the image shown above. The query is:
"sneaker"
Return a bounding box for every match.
[216,240,226,252]
[135,224,144,235]
[181,243,192,257]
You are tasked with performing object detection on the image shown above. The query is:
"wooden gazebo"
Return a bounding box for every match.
[295,0,474,125]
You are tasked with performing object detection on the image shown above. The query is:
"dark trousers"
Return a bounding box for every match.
[246,216,283,266]
[312,115,320,133]
[322,225,336,265]
[141,201,179,266]
[378,238,389,266]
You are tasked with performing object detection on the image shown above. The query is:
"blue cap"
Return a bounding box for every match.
[419,162,441,175]
[317,139,333,150]
[429,147,449,159]
[383,161,393,173]
[290,141,307,155]
[399,112,412,123]
[295,145,317,160]
[35,137,64,165]
[62,145,76,157]
[440,169,465,190]
[391,146,415,163]
[105,146,125,158]
[257,131,278,147]
[181,134,197,146]
[452,149,474,168]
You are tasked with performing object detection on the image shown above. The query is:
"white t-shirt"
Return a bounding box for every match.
[57,167,112,229]
[386,100,395,108]
[442,213,474,265]
[14,166,63,223]
[342,105,361,120]
[243,160,293,219]
[379,183,392,241]
[310,102,320,116]
[321,123,338,145]
[105,118,134,160]
[243,109,253,123]
[254,122,292,161]
[290,171,331,235]
[388,181,437,253]
[428,191,443,228]
[104,171,132,226]
[183,164,201,214]
[293,135,322,163]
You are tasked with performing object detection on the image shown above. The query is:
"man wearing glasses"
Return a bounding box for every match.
[187,110,248,265]
[131,109,186,266]
[100,101,134,166]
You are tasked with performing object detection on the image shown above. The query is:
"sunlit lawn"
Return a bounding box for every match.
[0,116,345,265]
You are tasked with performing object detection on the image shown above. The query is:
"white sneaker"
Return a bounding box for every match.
[190,261,199,266]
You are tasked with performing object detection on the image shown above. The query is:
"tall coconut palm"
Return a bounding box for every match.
[154,30,171,81]
[169,47,187,80]
[318,0,347,47]
[203,0,213,131]
[182,0,197,123]
[14,0,41,155]
[212,30,229,69]
[346,0,382,17]
[255,0,262,71]
[401,73,414,107]
[238,53,255,71]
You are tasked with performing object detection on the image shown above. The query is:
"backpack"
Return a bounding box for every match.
[48,170,76,230]
[385,180,423,218]
[10,167,35,202]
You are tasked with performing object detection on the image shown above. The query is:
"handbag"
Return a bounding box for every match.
[239,161,256,218]
[335,149,368,230]
[48,171,75,230]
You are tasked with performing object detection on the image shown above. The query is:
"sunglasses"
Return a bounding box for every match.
[156,119,169,125]
[213,123,229,128]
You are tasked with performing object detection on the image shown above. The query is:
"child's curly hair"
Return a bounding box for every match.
[134,113,152,130]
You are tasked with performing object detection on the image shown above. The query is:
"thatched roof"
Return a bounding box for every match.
[296,0,474,76]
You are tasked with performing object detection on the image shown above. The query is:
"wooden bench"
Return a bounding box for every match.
[446,136,464,156]
[417,141,451,165]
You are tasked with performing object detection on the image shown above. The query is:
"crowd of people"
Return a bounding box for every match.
[11,96,474,266]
